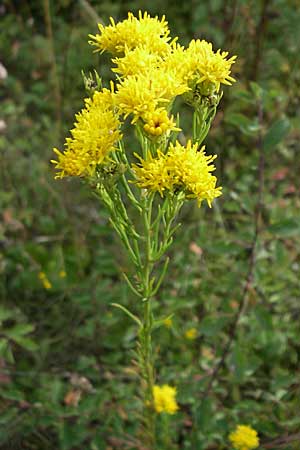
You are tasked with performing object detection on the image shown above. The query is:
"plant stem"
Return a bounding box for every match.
[139,194,156,449]
[42,0,62,138]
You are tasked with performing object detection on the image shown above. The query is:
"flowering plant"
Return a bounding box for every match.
[52,11,236,448]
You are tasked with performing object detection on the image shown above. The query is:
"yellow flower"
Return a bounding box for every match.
[89,11,173,56]
[132,151,175,196]
[163,317,173,328]
[229,425,259,450]
[143,109,180,137]
[38,272,52,290]
[112,46,161,77]
[51,89,121,178]
[186,39,236,93]
[169,140,222,206]
[59,270,66,278]
[185,327,197,340]
[132,140,222,207]
[164,40,236,96]
[153,385,179,414]
[115,74,162,121]
[115,68,188,122]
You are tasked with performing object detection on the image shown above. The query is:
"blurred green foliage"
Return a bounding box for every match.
[1,0,300,449]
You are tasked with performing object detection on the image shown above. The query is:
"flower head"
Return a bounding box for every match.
[163,317,173,328]
[52,89,121,178]
[143,109,180,137]
[132,140,222,207]
[229,425,259,450]
[38,272,52,290]
[185,328,198,340]
[89,11,173,56]
[132,151,174,195]
[112,46,161,77]
[115,68,188,122]
[153,385,178,414]
[164,40,236,98]
[185,39,236,94]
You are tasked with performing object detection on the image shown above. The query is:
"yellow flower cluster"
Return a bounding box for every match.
[153,384,178,414]
[53,11,235,183]
[229,425,259,450]
[89,11,173,56]
[38,272,52,290]
[112,46,161,77]
[114,68,188,123]
[132,141,222,206]
[52,90,121,178]
[181,40,236,94]
[91,11,235,124]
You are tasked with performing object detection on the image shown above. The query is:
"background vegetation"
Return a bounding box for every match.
[1,0,299,449]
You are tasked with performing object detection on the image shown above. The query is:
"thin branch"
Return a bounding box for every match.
[201,96,265,400]
[78,0,103,25]
[250,0,271,81]
[42,0,62,137]
[262,432,300,448]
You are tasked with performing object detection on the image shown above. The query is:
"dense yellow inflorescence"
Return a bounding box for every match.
[112,46,162,77]
[229,425,260,450]
[153,385,179,414]
[132,141,222,207]
[89,11,173,56]
[52,89,121,178]
[185,40,236,92]
[114,67,189,122]
[53,10,236,209]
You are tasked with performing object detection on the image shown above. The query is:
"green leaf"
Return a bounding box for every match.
[0,387,24,402]
[263,118,290,151]
[199,316,229,337]
[0,307,13,324]
[225,113,260,135]
[232,345,247,382]
[5,324,35,340]
[153,313,174,330]
[111,303,142,327]
[12,336,38,351]
[0,340,14,363]
[268,219,300,237]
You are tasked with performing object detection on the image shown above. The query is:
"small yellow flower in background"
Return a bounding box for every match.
[185,327,198,340]
[163,317,173,328]
[229,425,259,450]
[59,270,66,278]
[89,11,173,56]
[153,384,178,414]
[51,89,121,178]
[38,272,52,290]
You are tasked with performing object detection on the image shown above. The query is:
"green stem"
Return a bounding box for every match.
[139,194,156,448]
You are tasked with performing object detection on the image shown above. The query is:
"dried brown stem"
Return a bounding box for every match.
[262,432,300,448]
[250,0,271,81]
[201,97,265,401]
[42,0,62,137]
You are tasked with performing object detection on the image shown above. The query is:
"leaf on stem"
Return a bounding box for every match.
[111,303,142,327]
